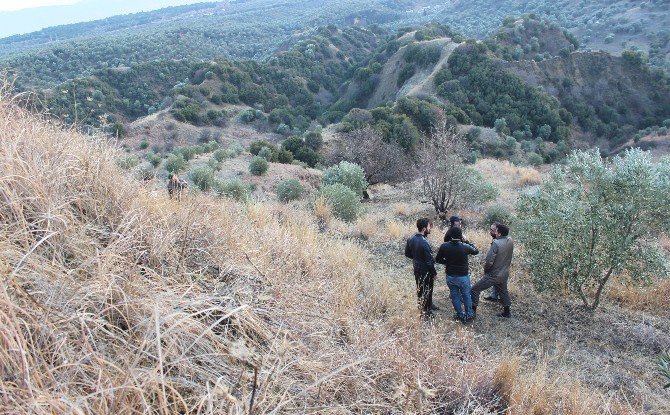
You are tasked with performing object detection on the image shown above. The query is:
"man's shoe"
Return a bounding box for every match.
[463,315,475,324]
[472,305,477,315]
[483,296,499,302]
[496,306,511,318]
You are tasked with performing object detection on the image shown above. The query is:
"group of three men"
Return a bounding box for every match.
[404,216,514,323]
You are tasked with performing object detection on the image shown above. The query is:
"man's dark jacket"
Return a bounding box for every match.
[435,240,479,276]
[404,233,437,276]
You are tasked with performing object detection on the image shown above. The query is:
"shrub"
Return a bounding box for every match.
[138,140,149,150]
[304,131,323,151]
[207,157,222,172]
[249,156,269,176]
[276,149,294,164]
[145,152,163,168]
[276,179,304,202]
[229,143,244,156]
[164,154,186,174]
[115,154,140,171]
[135,161,155,181]
[213,149,229,162]
[249,140,277,156]
[214,179,250,202]
[483,205,513,228]
[257,146,273,161]
[317,184,361,222]
[189,166,215,191]
[527,152,543,166]
[516,149,670,310]
[321,161,367,198]
[660,350,670,389]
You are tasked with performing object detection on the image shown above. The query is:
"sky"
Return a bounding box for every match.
[0,0,80,12]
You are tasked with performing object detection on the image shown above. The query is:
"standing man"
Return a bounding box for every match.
[444,215,468,242]
[471,223,514,318]
[435,226,478,323]
[405,218,438,317]
[483,224,500,303]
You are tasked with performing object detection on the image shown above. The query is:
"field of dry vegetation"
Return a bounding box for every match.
[1,88,669,414]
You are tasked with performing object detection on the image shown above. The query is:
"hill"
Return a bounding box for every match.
[1,0,669,92]
[2,87,669,413]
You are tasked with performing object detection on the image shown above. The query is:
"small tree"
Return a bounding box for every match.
[318,184,361,222]
[330,126,414,185]
[257,146,273,161]
[164,154,186,174]
[249,156,269,176]
[420,124,497,218]
[321,161,368,198]
[517,149,670,310]
[189,166,215,191]
[214,179,250,202]
[276,178,304,202]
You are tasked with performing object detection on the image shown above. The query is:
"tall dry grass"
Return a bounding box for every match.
[0,86,639,414]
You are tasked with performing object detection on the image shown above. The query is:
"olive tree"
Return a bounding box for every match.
[420,124,497,218]
[517,149,670,310]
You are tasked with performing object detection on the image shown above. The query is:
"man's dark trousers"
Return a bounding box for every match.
[415,271,434,313]
[471,274,511,307]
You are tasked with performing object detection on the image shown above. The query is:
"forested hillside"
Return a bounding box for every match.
[28,16,670,168]
[1,0,668,91]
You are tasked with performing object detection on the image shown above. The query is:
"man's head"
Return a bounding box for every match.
[449,226,463,240]
[416,218,432,236]
[490,223,509,238]
[449,215,462,228]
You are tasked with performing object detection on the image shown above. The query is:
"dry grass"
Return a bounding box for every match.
[606,279,670,315]
[0,86,642,414]
[517,168,542,187]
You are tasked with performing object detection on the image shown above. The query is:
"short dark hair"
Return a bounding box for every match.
[416,218,431,231]
[495,223,509,237]
[449,226,463,240]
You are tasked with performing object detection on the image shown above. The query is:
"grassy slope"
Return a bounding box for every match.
[2,82,669,412]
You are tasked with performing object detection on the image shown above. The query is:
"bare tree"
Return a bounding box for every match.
[420,123,496,219]
[329,126,415,185]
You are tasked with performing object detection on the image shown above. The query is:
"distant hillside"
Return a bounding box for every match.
[1,0,668,91]
[331,19,670,164]
[20,19,670,169]
[37,26,385,133]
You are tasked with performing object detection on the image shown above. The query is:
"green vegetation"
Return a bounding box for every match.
[276,179,304,202]
[660,350,670,389]
[163,154,186,174]
[249,156,269,176]
[189,166,216,191]
[517,149,670,310]
[321,161,368,198]
[483,205,513,228]
[214,179,251,202]
[317,183,361,222]
[436,42,568,142]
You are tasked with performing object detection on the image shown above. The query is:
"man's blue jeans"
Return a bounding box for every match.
[446,275,473,319]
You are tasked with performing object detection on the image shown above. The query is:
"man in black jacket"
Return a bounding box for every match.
[404,218,438,316]
[435,227,479,323]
